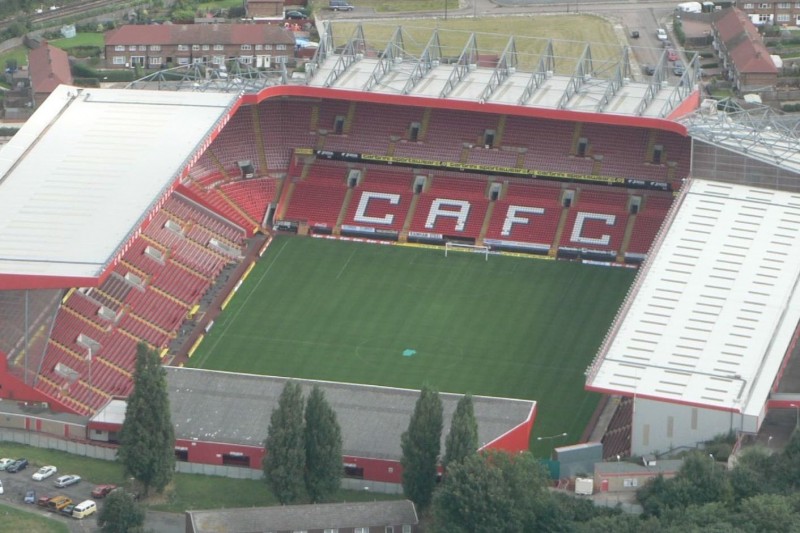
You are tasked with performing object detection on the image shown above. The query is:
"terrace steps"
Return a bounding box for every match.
[617,213,637,262]
[80,379,112,400]
[549,207,571,257]
[251,104,269,171]
[62,305,107,334]
[217,186,261,230]
[169,256,211,283]
[477,201,495,247]
[96,356,132,379]
[120,260,150,284]
[335,187,354,235]
[129,312,175,340]
[495,114,507,146]
[50,339,88,366]
[400,193,421,242]
[150,285,191,310]
[570,123,584,156]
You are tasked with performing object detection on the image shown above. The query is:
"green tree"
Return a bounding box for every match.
[264,380,306,504]
[97,489,145,533]
[443,393,478,469]
[304,384,342,503]
[401,385,443,511]
[433,450,549,532]
[731,447,780,501]
[118,342,175,496]
[737,493,799,533]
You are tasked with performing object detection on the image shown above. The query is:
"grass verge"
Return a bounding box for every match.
[0,502,70,533]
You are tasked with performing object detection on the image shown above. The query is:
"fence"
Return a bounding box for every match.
[0,428,117,461]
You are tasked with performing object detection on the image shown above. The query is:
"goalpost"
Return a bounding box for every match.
[444,241,490,261]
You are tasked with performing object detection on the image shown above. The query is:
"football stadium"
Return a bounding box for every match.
[1,21,800,483]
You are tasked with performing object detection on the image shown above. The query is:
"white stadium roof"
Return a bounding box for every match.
[587,179,800,417]
[0,85,238,288]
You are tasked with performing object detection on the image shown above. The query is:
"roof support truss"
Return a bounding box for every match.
[323,24,368,88]
[558,44,593,109]
[307,21,335,81]
[635,49,670,116]
[364,26,405,92]
[595,47,630,113]
[480,36,517,102]
[440,33,479,99]
[402,31,442,95]
[659,53,700,118]
[519,40,554,105]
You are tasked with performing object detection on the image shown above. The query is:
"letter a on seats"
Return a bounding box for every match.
[426,199,471,231]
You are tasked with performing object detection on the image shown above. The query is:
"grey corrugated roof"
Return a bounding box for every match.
[187,500,418,533]
[166,367,535,460]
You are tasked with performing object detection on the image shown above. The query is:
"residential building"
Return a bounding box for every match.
[28,41,73,108]
[713,8,779,92]
[737,0,800,26]
[103,23,296,69]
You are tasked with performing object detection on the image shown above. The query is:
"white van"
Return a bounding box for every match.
[72,500,97,519]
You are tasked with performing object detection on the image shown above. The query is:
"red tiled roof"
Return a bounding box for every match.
[714,8,777,75]
[105,23,295,46]
[28,42,73,94]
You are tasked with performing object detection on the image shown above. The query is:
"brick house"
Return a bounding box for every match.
[737,0,800,26]
[713,8,779,92]
[103,24,296,69]
[28,42,73,108]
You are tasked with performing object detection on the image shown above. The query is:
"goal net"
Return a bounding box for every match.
[444,242,490,261]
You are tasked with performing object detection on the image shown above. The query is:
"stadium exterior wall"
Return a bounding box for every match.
[667,89,702,122]
[631,397,755,456]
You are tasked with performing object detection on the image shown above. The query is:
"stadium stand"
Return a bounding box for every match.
[559,187,630,254]
[484,181,565,252]
[281,165,350,230]
[341,167,416,234]
[408,175,489,240]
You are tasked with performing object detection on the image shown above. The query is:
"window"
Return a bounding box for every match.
[115,45,124,51]
[743,2,754,6]
[129,45,136,51]
[276,44,287,50]
[139,45,146,51]
[241,44,252,50]
[778,13,791,20]
[386,527,394,533]
[354,529,368,533]
[214,44,224,50]
[403,526,412,533]
[177,44,189,51]
[256,44,263,50]
[178,57,190,65]
[202,44,210,51]
[759,13,771,21]
[796,1,800,7]
[149,57,162,65]
[760,2,769,7]
[264,44,273,50]
[113,56,125,64]
[239,55,253,64]
[212,55,225,65]
[192,44,200,51]
[323,530,339,533]
[778,2,791,7]
[150,44,161,51]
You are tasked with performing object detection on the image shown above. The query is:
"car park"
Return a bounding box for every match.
[24,489,36,504]
[0,458,14,470]
[285,10,308,19]
[6,458,28,473]
[91,484,118,498]
[54,474,81,488]
[657,28,668,41]
[32,465,57,481]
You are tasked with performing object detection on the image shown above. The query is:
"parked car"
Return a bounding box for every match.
[0,458,14,470]
[59,503,76,517]
[657,28,668,41]
[285,10,308,19]
[46,495,72,512]
[32,465,57,481]
[73,500,97,519]
[54,474,81,488]
[37,495,51,507]
[630,29,640,38]
[0,480,3,495]
[667,48,679,62]
[673,61,685,76]
[91,484,118,499]
[6,458,29,473]
[643,65,656,76]
[329,0,354,10]
[24,489,36,504]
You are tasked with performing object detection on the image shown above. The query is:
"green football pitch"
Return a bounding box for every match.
[189,235,635,453]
